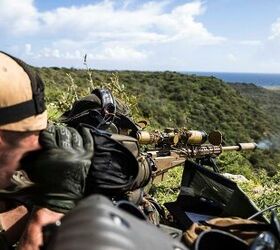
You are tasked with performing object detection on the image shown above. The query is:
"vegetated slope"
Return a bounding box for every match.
[39,68,280,173]
[118,72,273,143]
[230,83,280,174]
[231,83,280,133]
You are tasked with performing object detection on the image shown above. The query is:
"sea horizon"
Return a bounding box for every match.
[183,71,280,88]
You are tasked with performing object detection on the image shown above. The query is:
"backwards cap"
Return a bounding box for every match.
[0,51,47,131]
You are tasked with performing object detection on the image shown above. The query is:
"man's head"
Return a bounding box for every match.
[0,52,47,188]
[0,51,47,131]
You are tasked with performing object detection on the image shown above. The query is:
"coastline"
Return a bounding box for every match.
[263,86,280,90]
[184,71,280,89]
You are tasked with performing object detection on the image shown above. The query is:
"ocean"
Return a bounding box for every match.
[184,72,280,88]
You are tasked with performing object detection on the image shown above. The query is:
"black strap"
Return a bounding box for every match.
[0,100,38,125]
[92,89,116,116]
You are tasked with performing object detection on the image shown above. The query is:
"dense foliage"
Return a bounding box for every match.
[39,67,280,175]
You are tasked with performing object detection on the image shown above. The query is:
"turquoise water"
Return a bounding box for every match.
[185,72,280,88]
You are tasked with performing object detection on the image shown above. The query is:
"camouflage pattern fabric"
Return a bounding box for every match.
[183,217,267,247]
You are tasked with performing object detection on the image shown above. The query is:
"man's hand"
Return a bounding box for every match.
[0,205,29,246]
[18,207,63,250]
[21,125,94,213]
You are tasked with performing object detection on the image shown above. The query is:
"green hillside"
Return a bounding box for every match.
[229,83,280,175]
[231,83,280,133]
[39,67,280,174]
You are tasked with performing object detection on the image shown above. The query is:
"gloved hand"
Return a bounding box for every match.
[21,125,94,213]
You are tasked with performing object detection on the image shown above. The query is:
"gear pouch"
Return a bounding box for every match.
[85,127,139,196]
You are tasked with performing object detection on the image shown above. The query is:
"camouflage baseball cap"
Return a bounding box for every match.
[0,51,47,131]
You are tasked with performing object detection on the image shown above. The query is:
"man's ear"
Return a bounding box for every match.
[0,130,9,148]
[0,130,4,146]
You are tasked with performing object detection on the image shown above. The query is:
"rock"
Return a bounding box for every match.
[223,173,249,183]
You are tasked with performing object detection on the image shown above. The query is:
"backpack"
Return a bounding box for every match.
[60,88,139,136]
[60,89,152,198]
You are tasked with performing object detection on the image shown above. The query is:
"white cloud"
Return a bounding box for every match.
[32,44,147,62]
[0,0,225,63]
[269,18,280,40]
[0,0,39,34]
[95,46,147,60]
[227,53,237,62]
[239,40,262,46]
[36,48,78,59]
[33,0,224,46]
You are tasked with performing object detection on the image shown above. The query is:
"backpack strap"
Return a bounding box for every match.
[91,89,116,117]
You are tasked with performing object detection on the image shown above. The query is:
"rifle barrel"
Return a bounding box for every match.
[149,142,257,181]
[222,142,257,152]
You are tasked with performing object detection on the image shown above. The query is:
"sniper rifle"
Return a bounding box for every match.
[136,128,257,182]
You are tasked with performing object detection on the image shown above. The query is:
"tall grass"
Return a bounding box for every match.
[46,63,139,121]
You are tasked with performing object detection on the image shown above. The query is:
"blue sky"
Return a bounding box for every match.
[1,0,280,73]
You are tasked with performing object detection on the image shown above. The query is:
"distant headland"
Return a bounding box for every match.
[184,71,280,89]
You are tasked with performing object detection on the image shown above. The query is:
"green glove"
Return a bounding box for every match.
[21,125,94,213]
